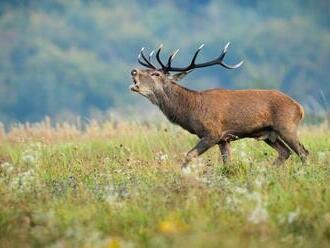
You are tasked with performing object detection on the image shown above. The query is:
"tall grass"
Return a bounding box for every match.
[0,119,329,247]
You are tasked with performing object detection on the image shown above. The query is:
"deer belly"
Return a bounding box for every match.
[222,109,273,133]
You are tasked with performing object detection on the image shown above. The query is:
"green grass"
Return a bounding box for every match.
[0,123,329,247]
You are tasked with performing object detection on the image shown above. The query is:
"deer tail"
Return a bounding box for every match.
[298,104,305,120]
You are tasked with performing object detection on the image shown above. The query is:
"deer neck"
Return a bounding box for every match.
[154,81,199,126]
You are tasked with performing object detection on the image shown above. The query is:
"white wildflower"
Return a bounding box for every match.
[159,154,168,161]
[181,166,192,176]
[247,191,262,202]
[10,170,36,191]
[317,151,328,162]
[234,186,248,195]
[21,143,43,165]
[221,176,232,187]
[190,158,204,169]
[254,175,266,189]
[29,142,43,151]
[254,179,263,188]
[225,196,241,210]
[1,162,14,174]
[247,191,268,224]
[248,205,268,224]
[239,150,251,163]
[22,153,36,164]
[196,176,210,184]
[105,193,119,204]
[278,215,286,224]
[256,166,268,174]
[240,151,247,158]
[287,208,300,224]
[294,169,306,177]
[103,185,129,204]
[104,185,119,203]
[155,151,168,162]
[181,157,204,176]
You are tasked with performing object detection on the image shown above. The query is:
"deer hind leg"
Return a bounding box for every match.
[218,141,231,165]
[299,143,309,156]
[264,138,291,165]
[278,129,309,163]
[182,137,217,169]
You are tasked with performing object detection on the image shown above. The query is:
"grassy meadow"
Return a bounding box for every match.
[0,119,329,247]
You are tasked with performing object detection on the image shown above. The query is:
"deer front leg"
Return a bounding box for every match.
[182,137,217,169]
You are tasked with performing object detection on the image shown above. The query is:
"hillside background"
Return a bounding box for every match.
[0,0,329,124]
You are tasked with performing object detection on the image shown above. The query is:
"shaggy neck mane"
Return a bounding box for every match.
[155,81,200,127]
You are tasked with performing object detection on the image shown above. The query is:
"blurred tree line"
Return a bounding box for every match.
[0,0,329,123]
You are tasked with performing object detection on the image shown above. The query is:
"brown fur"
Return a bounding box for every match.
[130,69,309,167]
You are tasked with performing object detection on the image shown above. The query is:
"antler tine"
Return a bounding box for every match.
[138,48,152,68]
[139,47,156,69]
[218,42,229,61]
[163,44,204,72]
[163,42,243,72]
[138,54,152,68]
[156,44,166,69]
[166,49,179,69]
[190,44,204,67]
[223,42,230,53]
[219,59,244,69]
[149,50,155,61]
[217,42,244,69]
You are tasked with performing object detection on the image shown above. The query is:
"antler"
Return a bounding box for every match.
[138,47,156,69]
[138,43,243,72]
[165,42,243,72]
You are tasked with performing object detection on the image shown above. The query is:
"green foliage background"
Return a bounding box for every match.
[0,0,329,123]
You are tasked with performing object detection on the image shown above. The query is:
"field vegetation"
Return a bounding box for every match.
[0,119,329,247]
[0,0,329,123]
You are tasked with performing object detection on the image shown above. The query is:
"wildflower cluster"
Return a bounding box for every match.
[21,142,43,165]
[154,151,168,163]
[4,142,44,193]
[0,162,14,175]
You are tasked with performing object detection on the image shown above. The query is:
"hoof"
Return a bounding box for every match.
[273,158,286,166]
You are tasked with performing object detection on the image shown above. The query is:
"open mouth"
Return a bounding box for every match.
[129,77,139,92]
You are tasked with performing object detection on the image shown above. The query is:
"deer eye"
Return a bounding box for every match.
[151,72,161,77]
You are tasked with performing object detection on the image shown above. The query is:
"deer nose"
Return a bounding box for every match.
[131,69,138,76]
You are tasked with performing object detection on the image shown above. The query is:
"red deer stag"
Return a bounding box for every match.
[130,43,309,168]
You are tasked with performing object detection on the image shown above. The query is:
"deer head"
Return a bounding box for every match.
[130,43,243,102]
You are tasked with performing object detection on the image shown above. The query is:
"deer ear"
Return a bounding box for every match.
[170,71,192,81]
